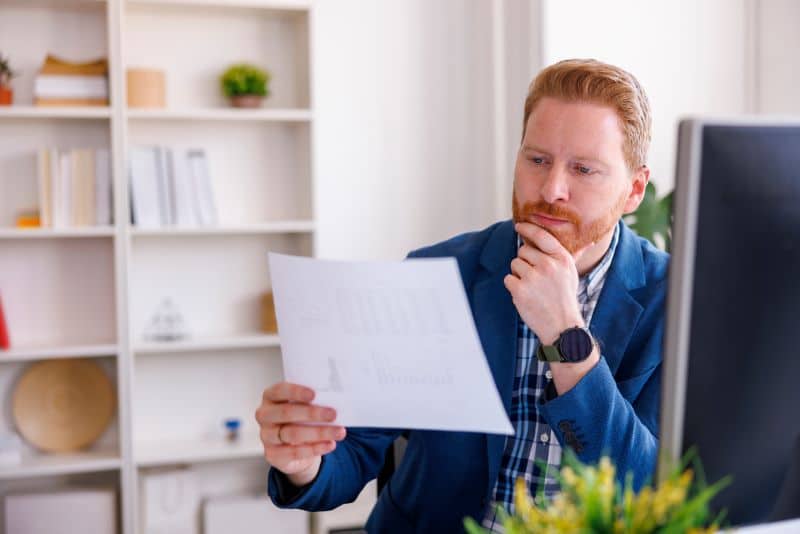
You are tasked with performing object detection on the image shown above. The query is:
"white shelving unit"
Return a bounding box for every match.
[0,1,319,533]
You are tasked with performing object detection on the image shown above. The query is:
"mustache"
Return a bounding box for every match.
[515,200,581,226]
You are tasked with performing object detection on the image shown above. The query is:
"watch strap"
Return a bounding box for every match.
[536,342,564,363]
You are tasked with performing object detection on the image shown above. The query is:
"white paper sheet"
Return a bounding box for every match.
[268,253,513,435]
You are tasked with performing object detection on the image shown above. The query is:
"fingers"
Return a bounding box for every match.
[263,382,315,403]
[278,424,347,445]
[515,222,568,258]
[267,441,337,463]
[516,245,558,273]
[257,402,337,425]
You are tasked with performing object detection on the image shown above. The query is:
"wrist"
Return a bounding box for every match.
[540,316,585,346]
[286,456,322,487]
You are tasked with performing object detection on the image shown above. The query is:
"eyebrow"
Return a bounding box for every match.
[521,144,609,167]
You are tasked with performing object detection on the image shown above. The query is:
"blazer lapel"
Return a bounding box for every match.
[469,222,518,493]
[589,222,647,373]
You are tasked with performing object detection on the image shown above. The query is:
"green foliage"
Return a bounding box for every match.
[463,451,730,534]
[219,63,270,98]
[624,182,674,252]
[0,53,18,86]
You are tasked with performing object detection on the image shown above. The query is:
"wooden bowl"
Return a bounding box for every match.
[12,359,115,453]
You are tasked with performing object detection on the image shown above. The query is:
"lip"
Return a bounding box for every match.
[531,213,570,227]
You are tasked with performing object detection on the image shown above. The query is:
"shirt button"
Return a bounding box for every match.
[540,432,550,443]
[545,370,553,380]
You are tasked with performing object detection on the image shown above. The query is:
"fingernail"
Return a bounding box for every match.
[324,408,336,421]
[303,389,314,402]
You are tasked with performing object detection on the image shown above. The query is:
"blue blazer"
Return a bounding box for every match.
[269,219,670,533]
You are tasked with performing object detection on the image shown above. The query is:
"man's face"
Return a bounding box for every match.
[512,97,646,254]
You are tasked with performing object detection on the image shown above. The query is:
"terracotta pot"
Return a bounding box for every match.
[0,85,12,106]
[230,94,263,108]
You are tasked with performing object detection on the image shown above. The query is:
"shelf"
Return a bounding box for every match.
[126,0,310,12]
[0,450,121,479]
[0,344,118,363]
[126,108,312,122]
[135,334,279,354]
[0,106,112,120]
[135,437,263,467]
[0,227,116,239]
[129,221,314,237]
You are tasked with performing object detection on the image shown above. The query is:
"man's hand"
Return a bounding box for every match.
[503,222,600,394]
[255,382,346,487]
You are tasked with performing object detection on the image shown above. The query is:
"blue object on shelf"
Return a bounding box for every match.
[224,418,241,441]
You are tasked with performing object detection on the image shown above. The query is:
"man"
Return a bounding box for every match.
[255,59,668,532]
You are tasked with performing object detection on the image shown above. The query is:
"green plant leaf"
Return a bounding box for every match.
[219,63,271,98]
[624,182,673,252]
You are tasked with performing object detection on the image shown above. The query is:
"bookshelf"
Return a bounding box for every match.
[0,1,344,533]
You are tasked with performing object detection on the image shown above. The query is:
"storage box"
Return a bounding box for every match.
[140,468,199,534]
[203,493,307,534]
[5,488,116,534]
[127,68,166,108]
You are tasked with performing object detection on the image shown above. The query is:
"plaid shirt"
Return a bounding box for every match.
[482,224,620,531]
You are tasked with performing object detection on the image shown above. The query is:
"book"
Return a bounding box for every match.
[0,292,9,350]
[37,149,52,227]
[187,149,217,226]
[129,146,162,228]
[94,149,112,226]
[155,147,174,225]
[34,75,108,99]
[39,55,108,76]
[55,151,72,229]
[169,149,198,227]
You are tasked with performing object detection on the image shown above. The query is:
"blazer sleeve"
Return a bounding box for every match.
[268,427,402,511]
[537,305,663,489]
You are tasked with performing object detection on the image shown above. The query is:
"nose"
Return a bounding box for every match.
[540,164,570,204]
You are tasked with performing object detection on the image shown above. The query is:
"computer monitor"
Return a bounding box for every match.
[660,118,800,527]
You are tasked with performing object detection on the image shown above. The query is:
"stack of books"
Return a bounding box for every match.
[129,146,217,228]
[34,55,109,107]
[37,148,113,228]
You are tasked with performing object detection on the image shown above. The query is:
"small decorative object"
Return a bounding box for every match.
[5,489,116,534]
[220,63,270,108]
[15,210,41,228]
[261,291,278,333]
[204,493,307,534]
[143,298,188,342]
[12,359,116,452]
[0,52,18,106]
[224,418,241,442]
[141,468,199,534]
[625,182,673,252]
[464,451,730,534]
[127,68,166,108]
[0,291,10,349]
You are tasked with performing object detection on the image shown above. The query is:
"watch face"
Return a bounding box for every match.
[557,327,593,362]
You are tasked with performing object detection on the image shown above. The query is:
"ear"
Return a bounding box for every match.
[622,166,650,214]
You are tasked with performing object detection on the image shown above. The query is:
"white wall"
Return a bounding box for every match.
[312,0,497,260]
[757,0,800,114]
[541,0,749,195]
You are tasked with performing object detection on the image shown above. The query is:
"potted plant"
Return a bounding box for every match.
[625,181,674,252]
[0,53,19,106]
[464,452,730,534]
[220,63,270,108]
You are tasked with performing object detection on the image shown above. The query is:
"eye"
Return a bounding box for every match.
[530,156,545,165]
[575,164,593,175]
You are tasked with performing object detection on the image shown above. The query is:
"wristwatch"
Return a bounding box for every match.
[536,326,595,363]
